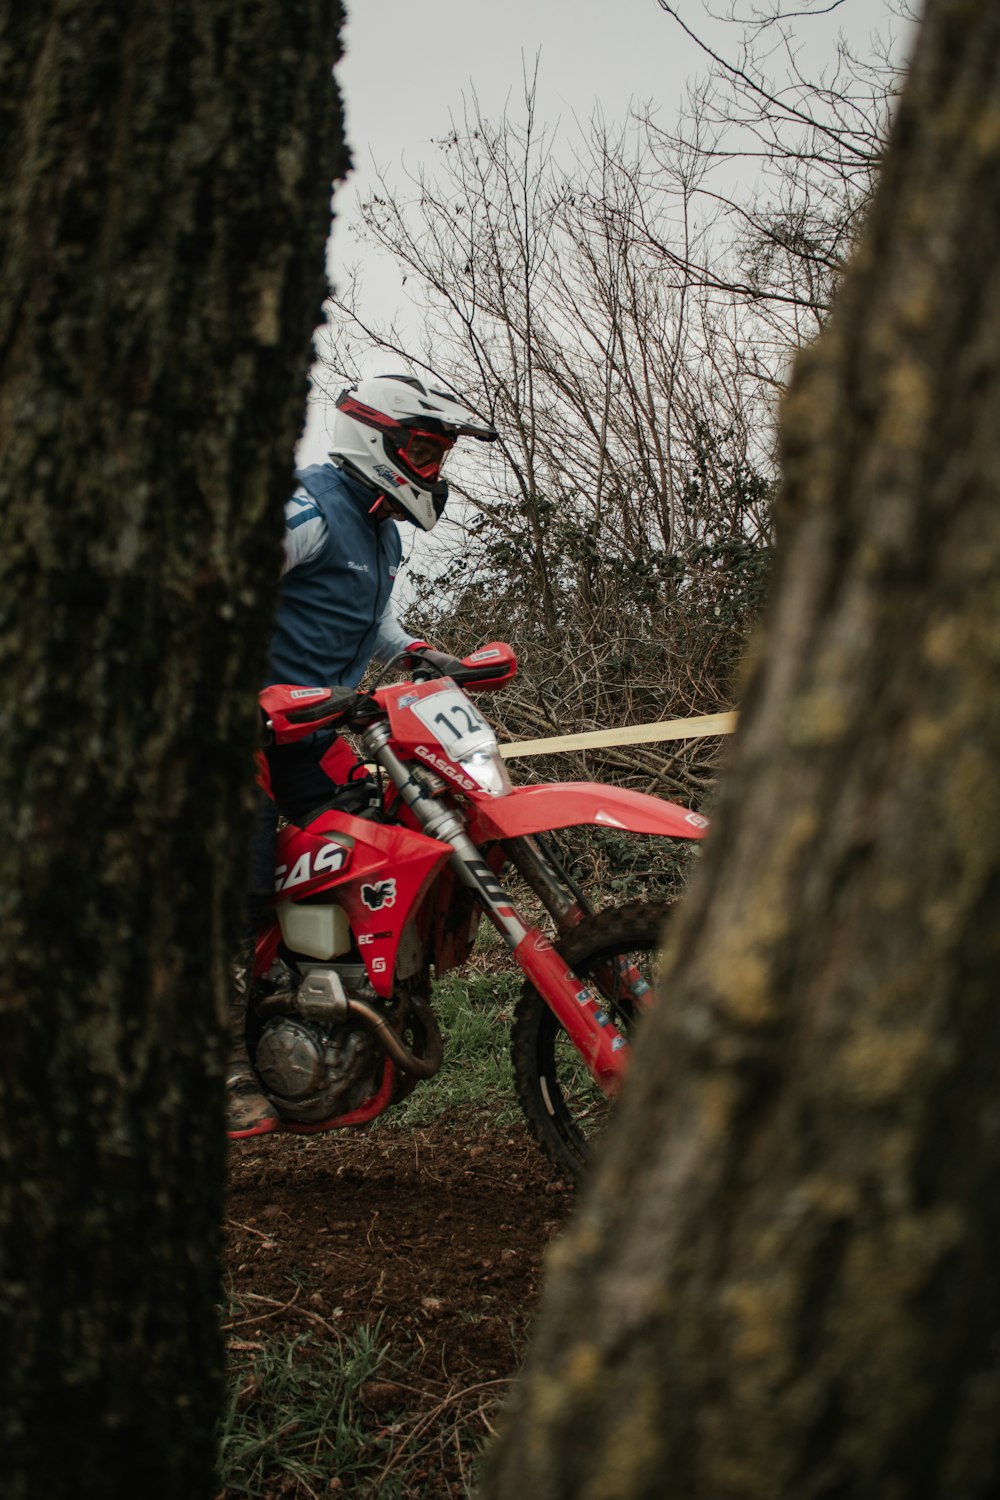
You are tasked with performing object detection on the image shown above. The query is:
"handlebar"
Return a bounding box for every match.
[259,640,517,745]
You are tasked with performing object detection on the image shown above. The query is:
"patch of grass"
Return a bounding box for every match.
[217,1309,507,1499]
[388,970,522,1128]
[217,1319,412,1499]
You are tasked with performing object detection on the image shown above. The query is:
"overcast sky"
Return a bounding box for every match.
[336,0,719,191]
[325,0,714,341]
[298,0,913,463]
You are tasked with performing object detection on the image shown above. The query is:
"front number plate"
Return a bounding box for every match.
[410,688,497,759]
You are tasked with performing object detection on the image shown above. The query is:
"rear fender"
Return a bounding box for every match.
[465,782,709,844]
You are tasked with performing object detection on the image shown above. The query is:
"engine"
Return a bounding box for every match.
[253,989,382,1124]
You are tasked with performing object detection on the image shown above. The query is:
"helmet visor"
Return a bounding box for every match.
[395,428,455,483]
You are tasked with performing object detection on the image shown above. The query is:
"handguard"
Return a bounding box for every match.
[260,684,361,744]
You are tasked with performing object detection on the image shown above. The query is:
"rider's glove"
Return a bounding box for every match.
[402,642,465,679]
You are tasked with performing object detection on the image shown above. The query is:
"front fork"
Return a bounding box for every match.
[362,726,629,1096]
[505,833,654,1017]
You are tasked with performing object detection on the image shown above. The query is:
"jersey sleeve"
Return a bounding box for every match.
[371,599,419,666]
[280,488,326,574]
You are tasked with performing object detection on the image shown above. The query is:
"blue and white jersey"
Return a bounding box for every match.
[266,464,415,689]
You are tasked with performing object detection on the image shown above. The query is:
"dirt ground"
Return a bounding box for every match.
[223,1112,574,1496]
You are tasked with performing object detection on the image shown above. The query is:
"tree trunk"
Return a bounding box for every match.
[482,2,1000,1496]
[0,4,345,1495]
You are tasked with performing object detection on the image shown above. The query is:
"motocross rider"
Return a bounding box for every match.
[228,372,499,1136]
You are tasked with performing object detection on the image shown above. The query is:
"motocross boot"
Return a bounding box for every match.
[226,943,279,1139]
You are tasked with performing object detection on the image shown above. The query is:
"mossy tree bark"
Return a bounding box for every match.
[0,4,345,1496]
[482,2,1000,1497]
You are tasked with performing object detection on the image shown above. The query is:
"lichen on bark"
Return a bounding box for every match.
[0,3,347,1495]
[481,2,1000,1496]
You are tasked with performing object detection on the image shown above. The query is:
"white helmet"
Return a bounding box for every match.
[330,374,498,530]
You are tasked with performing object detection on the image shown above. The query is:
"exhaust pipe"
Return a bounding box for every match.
[256,971,443,1079]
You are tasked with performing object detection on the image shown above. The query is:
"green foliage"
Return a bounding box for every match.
[544,827,701,906]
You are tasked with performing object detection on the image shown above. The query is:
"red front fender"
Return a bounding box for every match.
[464,782,708,844]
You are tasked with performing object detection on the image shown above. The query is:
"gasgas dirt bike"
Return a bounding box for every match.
[241,643,708,1181]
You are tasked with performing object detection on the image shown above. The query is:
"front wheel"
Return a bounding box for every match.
[511,901,674,1183]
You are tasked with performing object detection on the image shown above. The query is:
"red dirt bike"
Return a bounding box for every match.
[242,643,708,1180]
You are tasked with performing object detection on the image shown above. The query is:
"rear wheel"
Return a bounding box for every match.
[511,901,674,1183]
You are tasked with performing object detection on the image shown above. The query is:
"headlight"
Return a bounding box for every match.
[458,747,514,797]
